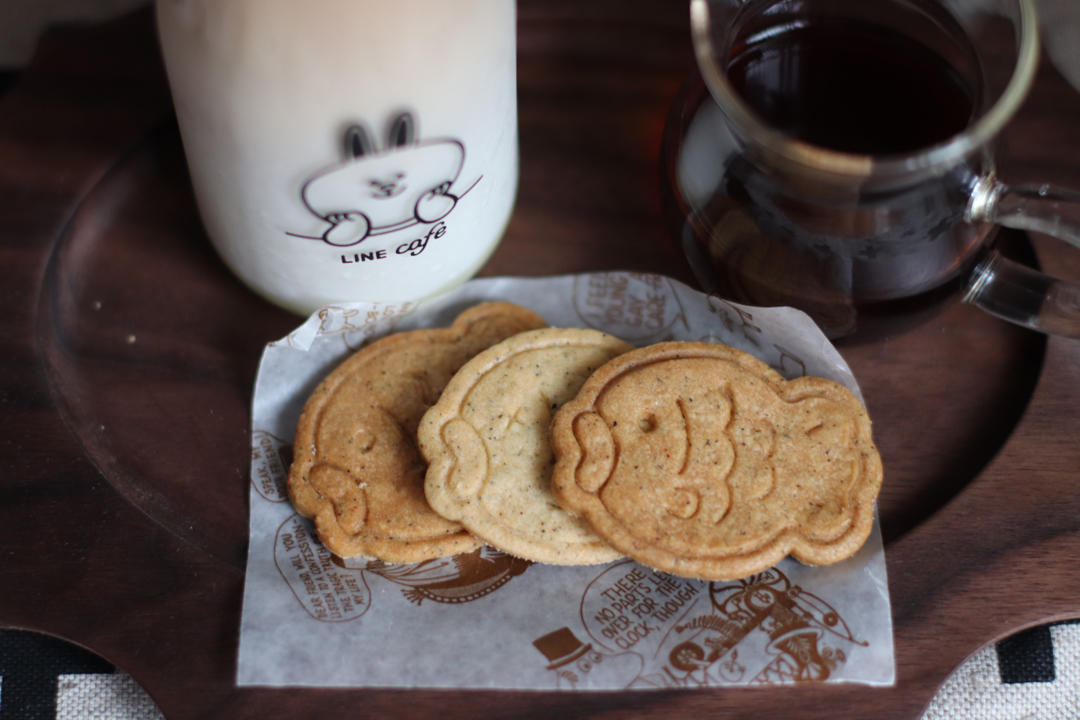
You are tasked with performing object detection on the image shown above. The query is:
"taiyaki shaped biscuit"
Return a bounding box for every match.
[419,328,632,565]
[551,341,882,581]
[288,302,546,561]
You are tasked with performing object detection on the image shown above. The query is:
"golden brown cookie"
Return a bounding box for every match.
[288,302,546,561]
[419,328,632,565]
[551,341,882,580]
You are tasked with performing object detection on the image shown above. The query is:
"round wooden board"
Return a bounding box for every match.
[3,4,1080,718]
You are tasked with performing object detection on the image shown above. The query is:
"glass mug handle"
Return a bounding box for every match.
[964,177,1080,337]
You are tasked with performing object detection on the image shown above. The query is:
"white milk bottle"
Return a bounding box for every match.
[156,0,518,314]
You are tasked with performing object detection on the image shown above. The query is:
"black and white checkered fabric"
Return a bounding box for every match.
[0,630,163,720]
[921,621,1080,719]
[2,624,1078,718]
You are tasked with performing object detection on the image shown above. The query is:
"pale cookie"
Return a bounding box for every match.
[419,328,633,565]
[288,302,546,562]
[551,341,882,581]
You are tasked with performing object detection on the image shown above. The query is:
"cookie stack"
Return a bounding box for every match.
[287,302,882,581]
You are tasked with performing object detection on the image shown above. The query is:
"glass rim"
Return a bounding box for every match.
[689,0,1041,181]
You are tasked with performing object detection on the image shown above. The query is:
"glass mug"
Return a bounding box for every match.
[665,0,1080,340]
[156,0,517,315]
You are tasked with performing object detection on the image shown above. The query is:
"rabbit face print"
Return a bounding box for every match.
[294,112,477,247]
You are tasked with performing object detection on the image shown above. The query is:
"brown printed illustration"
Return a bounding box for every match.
[275,300,418,350]
[700,296,812,381]
[314,302,419,350]
[274,514,530,621]
[532,562,864,689]
[275,513,373,622]
[705,294,764,346]
[695,329,810,381]
[251,430,291,502]
[572,273,689,342]
[532,626,644,690]
[770,343,808,379]
[355,547,531,605]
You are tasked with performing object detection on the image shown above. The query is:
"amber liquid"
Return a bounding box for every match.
[668,9,988,341]
[726,19,975,154]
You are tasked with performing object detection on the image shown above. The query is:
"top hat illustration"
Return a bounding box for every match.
[533,627,592,670]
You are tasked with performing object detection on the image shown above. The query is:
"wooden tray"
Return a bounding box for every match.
[3,4,1080,718]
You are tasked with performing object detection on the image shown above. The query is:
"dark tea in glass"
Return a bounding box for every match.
[726,16,976,155]
[665,0,1001,340]
[666,0,1080,339]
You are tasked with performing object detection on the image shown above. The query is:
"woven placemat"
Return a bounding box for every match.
[0,629,163,720]
[3,624,1079,718]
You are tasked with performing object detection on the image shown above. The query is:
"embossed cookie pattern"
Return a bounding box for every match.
[288,302,547,562]
[419,328,633,565]
[551,341,882,580]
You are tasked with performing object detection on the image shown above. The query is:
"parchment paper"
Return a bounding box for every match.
[237,272,894,689]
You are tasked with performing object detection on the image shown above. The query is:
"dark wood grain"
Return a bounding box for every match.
[2,4,1079,719]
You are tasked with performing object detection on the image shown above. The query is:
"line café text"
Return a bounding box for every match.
[340,221,447,264]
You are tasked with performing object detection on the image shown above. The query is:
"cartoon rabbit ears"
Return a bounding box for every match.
[344,112,416,158]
